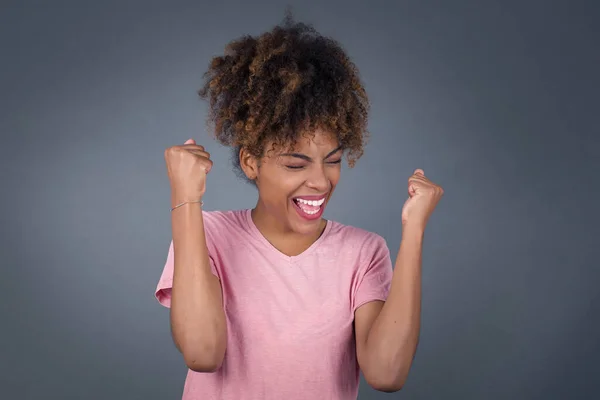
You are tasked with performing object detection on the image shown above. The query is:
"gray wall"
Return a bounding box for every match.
[1,1,598,399]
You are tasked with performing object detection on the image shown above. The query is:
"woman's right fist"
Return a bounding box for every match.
[165,139,213,203]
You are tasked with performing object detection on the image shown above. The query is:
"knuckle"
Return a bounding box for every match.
[165,146,176,157]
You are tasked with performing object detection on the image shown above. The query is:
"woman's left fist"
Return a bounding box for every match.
[401,169,444,228]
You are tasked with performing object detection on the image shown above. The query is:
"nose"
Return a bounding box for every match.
[305,163,330,192]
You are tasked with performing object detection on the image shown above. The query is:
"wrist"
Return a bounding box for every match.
[170,197,204,212]
[171,192,203,208]
[401,220,426,237]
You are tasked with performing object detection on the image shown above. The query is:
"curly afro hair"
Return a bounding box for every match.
[198,13,370,181]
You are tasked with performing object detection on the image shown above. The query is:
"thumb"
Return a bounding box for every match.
[184,138,196,145]
[414,168,424,176]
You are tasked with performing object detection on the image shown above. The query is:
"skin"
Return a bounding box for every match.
[355,169,443,391]
[165,130,444,390]
[166,139,226,372]
[239,129,343,256]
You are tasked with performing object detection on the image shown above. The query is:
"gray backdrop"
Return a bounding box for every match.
[1,0,598,399]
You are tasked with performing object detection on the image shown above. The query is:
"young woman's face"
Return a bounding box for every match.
[244,129,343,236]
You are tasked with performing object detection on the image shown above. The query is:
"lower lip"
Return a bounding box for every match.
[292,199,326,221]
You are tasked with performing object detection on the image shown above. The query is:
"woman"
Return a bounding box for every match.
[155,16,443,400]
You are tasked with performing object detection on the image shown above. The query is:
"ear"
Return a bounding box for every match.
[239,147,259,181]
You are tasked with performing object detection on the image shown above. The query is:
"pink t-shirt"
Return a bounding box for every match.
[155,209,393,400]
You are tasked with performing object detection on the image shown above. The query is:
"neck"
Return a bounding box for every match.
[251,202,326,257]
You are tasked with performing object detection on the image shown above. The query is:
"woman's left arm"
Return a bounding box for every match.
[355,169,443,392]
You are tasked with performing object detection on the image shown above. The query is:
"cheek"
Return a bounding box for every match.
[327,166,341,186]
[260,170,299,199]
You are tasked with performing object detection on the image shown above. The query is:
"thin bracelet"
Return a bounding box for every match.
[170,199,203,212]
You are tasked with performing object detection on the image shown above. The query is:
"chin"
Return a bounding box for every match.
[288,198,326,235]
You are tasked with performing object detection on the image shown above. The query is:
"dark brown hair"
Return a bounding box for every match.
[198,13,370,179]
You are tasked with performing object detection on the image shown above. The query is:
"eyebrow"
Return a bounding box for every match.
[280,145,343,162]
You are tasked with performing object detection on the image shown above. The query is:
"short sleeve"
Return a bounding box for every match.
[353,235,393,312]
[154,240,219,308]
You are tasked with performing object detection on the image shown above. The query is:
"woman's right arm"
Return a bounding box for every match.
[170,203,227,372]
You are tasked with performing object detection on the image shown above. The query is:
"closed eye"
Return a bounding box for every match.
[286,159,341,170]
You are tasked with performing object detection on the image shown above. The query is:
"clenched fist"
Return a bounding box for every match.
[401,169,444,229]
[165,139,213,207]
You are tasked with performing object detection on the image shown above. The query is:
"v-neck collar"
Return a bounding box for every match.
[244,208,332,264]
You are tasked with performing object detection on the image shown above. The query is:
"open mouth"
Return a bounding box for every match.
[292,196,327,219]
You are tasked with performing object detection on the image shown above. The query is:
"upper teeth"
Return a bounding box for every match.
[296,198,325,206]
